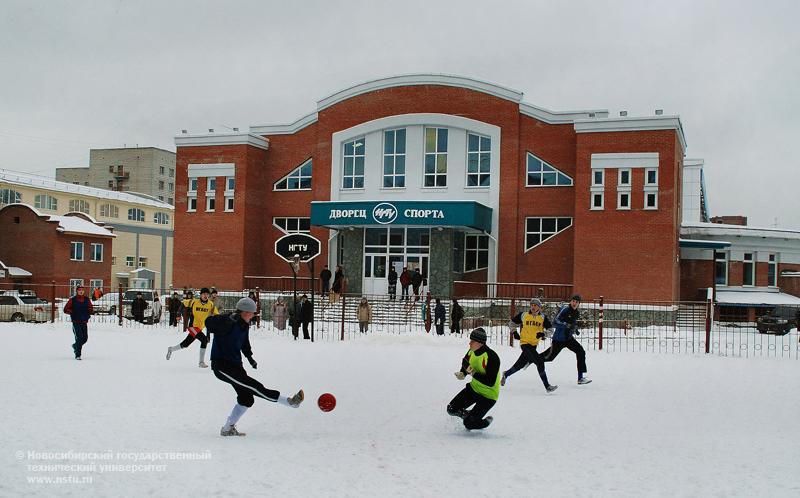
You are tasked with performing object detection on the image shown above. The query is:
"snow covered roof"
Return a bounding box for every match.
[716,289,800,306]
[682,221,800,240]
[0,261,32,277]
[49,215,115,238]
[0,169,173,210]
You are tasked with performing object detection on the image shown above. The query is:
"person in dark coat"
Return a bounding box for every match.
[168,291,182,327]
[399,267,411,301]
[387,267,398,300]
[434,298,446,335]
[331,265,345,302]
[411,268,423,301]
[131,292,147,323]
[450,299,464,335]
[64,285,93,360]
[320,265,332,297]
[299,294,313,340]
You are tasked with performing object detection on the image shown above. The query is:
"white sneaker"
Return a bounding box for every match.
[288,389,304,408]
[577,377,592,385]
[220,425,246,437]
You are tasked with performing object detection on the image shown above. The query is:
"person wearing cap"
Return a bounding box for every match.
[64,285,94,360]
[205,297,305,437]
[166,287,219,368]
[542,294,591,384]
[447,327,501,430]
[502,298,558,392]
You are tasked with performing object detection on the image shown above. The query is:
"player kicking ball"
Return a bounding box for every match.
[206,297,304,437]
[447,328,501,430]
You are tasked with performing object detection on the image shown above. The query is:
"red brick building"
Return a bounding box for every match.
[0,204,115,294]
[174,74,688,300]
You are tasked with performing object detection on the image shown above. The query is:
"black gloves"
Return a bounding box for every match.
[536,332,546,339]
[247,357,258,369]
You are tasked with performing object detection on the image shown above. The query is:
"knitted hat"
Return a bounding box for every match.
[469,327,487,344]
[235,297,257,312]
[530,298,543,307]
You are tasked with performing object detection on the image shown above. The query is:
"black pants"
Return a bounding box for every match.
[302,321,310,339]
[401,285,409,300]
[180,331,208,349]
[322,281,330,296]
[435,322,444,335]
[542,337,587,374]
[388,283,396,300]
[212,361,280,407]
[505,344,551,387]
[169,312,178,326]
[412,285,420,301]
[133,313,144,323]
[451,320,461,335]
[447,384,496,430]
[72,323,88,358]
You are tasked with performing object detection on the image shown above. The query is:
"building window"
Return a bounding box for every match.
[526,153,572,187]
[159,166,165,175]
[714,251,728,286]
[343,139,365,189]
[207,177,216,192]
[125,256,135,267]
[591,193,604,210]
[189,178,198,192]
[90,279,103,290]
[69,199,90,214]
[275,159,312,191]
[169,168,174,177]
[138,257,148,268]
[158,196,164,201]
[70,241,84,261]
[618,169,631,187]
[0,188,22,205]
[153,212,170,225]
[464,234,489,271]
[617,192,631,210]
[768,254,778,287]
[158,180,165,190]
[108,165,115,173]
[590,169,604,210]
[34,194,58,211]
[111,256,116,265]
[90,243,103,262]
[383,129,406,188]
[645,168,658,186]
[168,182,174,192]
[187,196,197,212]
[525,217,573,251]
[742,253,755,286]
[168,197,173,205]
[424,128,448,187]
[225,196,234,212]
[644,192,658,210]
[127,208,145,222]
[644,167,659,210]
[69,279,84,295]
[273,217,311,234]
[226,176,235,192]
[108,180,115,188]
[467,133,491,187]
[206,196,215,212]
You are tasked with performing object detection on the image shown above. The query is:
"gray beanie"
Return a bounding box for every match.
[530,298,543,307]
[235,297,257,312]
[469,327,487,344]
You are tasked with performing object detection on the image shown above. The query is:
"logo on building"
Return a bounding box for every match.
[372,203,398,224]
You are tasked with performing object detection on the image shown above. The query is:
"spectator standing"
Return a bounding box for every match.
[411,268,423,301]
[434,298,446,335]
[399,267,411,301]
[387,266,398,300]
[450,299,464,335]
[131,292,147,323]
[320,265,332,297]
[271,296,288,331]
[357,297,373,333]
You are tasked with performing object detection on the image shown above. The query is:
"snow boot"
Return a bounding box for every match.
[546,385,558,393]
[220,425,246,437]
[577,377,592,385]
[288,389,304,408]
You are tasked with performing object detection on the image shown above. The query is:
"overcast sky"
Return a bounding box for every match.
[1,0,798,228]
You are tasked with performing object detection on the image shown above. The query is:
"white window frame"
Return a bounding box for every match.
[714,251,729,286]
[617,191,631,210]
[464,234,489,272]
[768,254,778,287]
[69,279,84,295]
[206,195,215,212]
[125,256,135,268]
[466,133,491,188]
[273,217,311,234]
[138,257,148,268]
[69,199,90,214]
[618,168,631,187]
[645,168,658,186]
[524,217,573,252]
[90,243,103,262]
[225,176,235,192]
[423,127,448,188]
[35,194,58,211]
[207,177,216,192]
[525,153,573,188]
[224,195,234,212]
[153,212,170,225]
[187,196,197,212]
[111,256,117,265]
[592,169,605,187]
[189,178,198,193]
[0,188,22,204]
[274,159,312,191]
[590,168,605,211]
[89,279,103,290]
[127,208,145,222]
[382,129,406,189]
[644,167,659,210]
[742,252,755,287]
[70,241,84,261]
[644,191,658,210]
[342,139,366,190]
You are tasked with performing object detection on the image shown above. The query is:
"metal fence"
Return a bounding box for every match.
[2,282,798,359]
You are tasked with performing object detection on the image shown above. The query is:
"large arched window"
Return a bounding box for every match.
[0,188,22,205]
[68,199,91,214]
[127,208,145,222]
[35,194,58,210]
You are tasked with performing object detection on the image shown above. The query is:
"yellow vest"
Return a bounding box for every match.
[520,311,546,346]
[468,349,500,401]
[191,299,219,330]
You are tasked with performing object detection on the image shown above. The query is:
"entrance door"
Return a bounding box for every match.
[363,254,387,295]
[405,255,429,291]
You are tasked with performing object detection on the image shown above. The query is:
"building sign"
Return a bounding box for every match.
[311,200,492,233]
[275,233,322,263]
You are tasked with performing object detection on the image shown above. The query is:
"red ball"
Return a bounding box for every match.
[317,393,336,412]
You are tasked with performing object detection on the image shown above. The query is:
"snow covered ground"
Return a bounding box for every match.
[1,321,799,498]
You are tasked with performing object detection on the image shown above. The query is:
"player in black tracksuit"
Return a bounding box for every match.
[206,298,305,437]
[542,294,591,384]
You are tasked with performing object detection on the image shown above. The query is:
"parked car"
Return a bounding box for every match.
[0,293,56,322]
[122,289,163,324]
[756,306,799,335]
[93,293,120,315]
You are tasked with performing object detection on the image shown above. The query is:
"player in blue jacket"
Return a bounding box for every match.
[206,297,304,437]
[542,295,591,384]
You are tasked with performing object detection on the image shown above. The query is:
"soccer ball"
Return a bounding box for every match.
[317,393,336,412]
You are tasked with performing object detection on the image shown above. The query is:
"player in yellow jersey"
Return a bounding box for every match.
[166,287,219,368]
[501,298,557,392]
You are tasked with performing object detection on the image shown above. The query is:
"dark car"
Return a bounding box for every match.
[756,306,799,335]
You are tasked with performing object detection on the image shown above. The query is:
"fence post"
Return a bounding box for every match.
[50,280,56,323]
[255,287,261,329]
[340,293,346,341]
[704,287,713,354]
[598,296,604,350]
[509,290,516,347]
[118,287,124,326]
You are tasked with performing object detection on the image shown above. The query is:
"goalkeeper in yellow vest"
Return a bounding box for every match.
[447,328,501,430]
[166,287,219,368]
[501,298,557,392]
